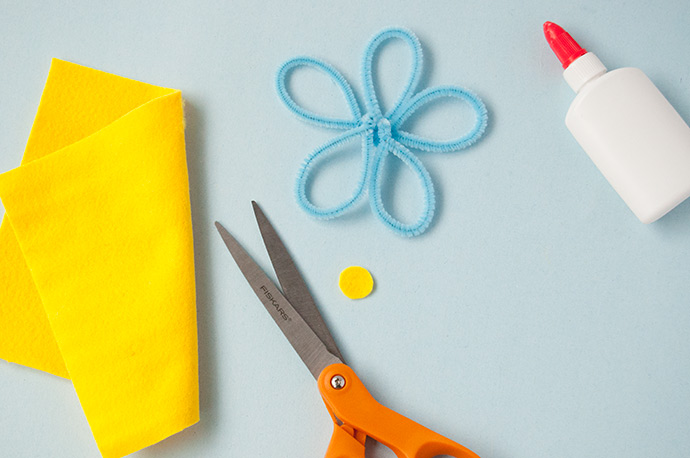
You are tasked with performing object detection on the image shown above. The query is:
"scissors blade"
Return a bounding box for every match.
[251,201,344,361]
[215,221,343,379]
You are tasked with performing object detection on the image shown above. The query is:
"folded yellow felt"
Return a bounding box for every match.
[0,59,198,458]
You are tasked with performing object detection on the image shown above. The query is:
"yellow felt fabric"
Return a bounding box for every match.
[0,59,178,378]
[0,60,199,458]
[0,217,68,377]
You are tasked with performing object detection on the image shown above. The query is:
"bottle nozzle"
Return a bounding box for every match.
[544,21,587,69]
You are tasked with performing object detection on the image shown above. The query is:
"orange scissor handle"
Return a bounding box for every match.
[324,423,367,458]
[318,364,480,458]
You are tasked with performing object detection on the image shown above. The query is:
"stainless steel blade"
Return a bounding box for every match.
[215,221,343,379]
[251,201,344,361]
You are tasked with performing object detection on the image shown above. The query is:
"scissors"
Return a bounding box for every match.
[215,202,481,458]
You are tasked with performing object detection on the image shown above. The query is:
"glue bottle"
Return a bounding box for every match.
[544,21,690,223]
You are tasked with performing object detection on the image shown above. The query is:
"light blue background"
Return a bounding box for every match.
[1,1,690,457]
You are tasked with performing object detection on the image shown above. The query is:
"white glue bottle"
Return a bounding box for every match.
[544,21,690,223]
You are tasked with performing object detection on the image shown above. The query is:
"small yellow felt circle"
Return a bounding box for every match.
[339,266,374,299]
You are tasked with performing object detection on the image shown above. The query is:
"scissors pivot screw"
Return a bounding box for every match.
[330,375,346,390]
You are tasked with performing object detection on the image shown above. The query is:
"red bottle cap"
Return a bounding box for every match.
[543,21,587,69]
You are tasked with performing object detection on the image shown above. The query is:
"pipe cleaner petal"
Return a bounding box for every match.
[369,141,436,237]
[277,57,361,130]
[296,125,371,219]
[361,27,423,120]
[392,86,489,153]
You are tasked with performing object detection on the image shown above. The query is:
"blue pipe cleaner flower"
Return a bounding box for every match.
[276,27,488,237]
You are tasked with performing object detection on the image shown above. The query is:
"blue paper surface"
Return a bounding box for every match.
[1,1,690,457]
